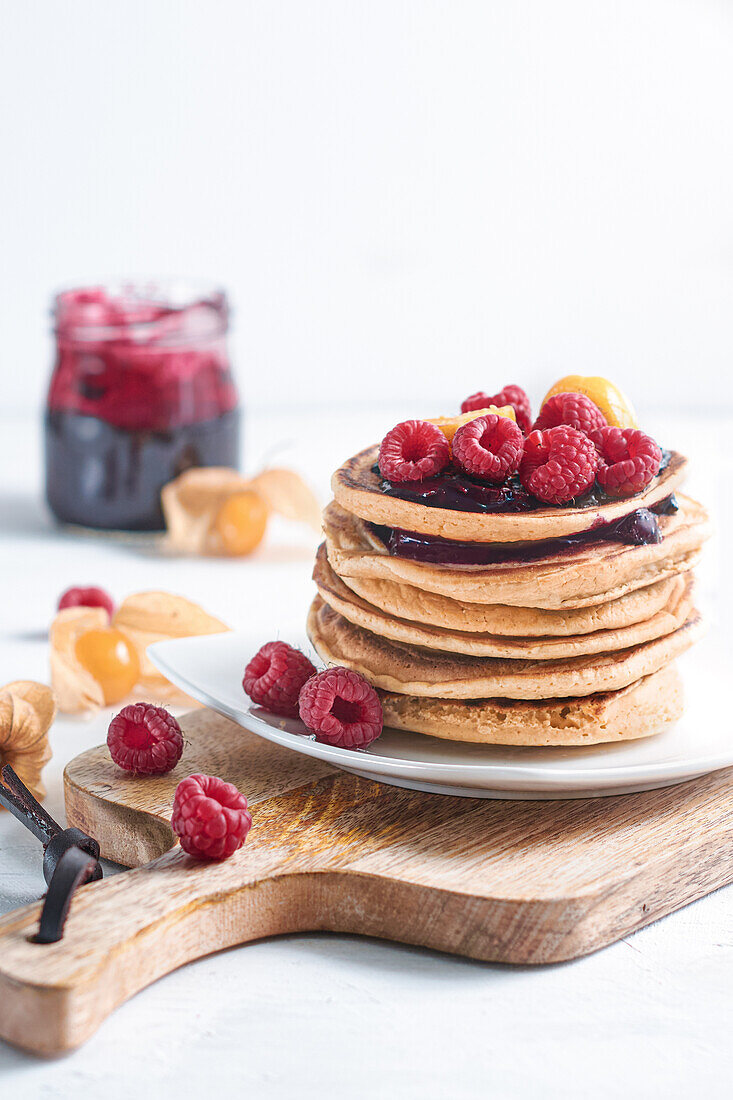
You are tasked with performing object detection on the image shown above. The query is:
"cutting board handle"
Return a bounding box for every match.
[0,842,320,1055]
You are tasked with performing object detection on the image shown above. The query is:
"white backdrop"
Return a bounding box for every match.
[1,0,732,419]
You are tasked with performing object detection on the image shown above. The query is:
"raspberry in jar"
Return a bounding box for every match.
[45,280,240,530]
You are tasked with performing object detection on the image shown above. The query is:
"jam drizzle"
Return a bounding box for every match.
[374,450,671,515]
[369,495,678,566]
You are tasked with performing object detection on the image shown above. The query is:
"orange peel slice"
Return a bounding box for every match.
[428,405,516,444]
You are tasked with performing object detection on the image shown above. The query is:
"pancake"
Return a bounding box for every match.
[327,560,682,637]
[307,595,703,699]
[378,664,683,746]
[332,444,688,542]
[314,547,695,660]
[323,495,710,609]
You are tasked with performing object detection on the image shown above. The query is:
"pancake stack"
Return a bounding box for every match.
[308,404,710,747]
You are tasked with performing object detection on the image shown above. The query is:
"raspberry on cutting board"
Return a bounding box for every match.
[172,773,252,861]
[107,703,184,775]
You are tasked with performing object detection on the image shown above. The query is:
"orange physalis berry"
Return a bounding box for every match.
[75,628,140,705]
[215,491,268,556]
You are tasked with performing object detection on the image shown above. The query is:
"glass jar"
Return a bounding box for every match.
[45,280,240,531]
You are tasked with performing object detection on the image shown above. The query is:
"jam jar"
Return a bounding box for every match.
[45,281,240,531]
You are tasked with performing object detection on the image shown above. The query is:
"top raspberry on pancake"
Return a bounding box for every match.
[378,420,451,483]
[462,385,532,434]
[452,414,524,483]
[532,392,607,435]
[520,426,599,504]
[590,426,662,497]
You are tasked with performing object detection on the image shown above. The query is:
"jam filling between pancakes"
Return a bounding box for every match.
[369,495,678,566]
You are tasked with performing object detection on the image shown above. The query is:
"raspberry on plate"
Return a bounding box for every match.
[243,641,316,718]
[107,702,184,775]
[172,773,252,861]
[461,385,532,434]
[58,585,115,618]
[378,420,450,483]
[520,426,599,505]
[589,426,662,497]
[532,392,607,435]
[298,667,383,749]
[452,414,524,483]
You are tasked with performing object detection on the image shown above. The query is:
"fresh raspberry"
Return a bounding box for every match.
[589,426,662,497]
[520,426,599,505]
[58,585,115,618]
[107,703,184,775]
[461,385,533,434]
[452,414,524,483]
[171,773,252,861]
[378,420,450,483]
[532,392,607,435]
[243,641,316,717]
[298,667,383,749]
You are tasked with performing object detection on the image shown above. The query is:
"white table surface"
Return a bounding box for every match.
[0,405,731,1099]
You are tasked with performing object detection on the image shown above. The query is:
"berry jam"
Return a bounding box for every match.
[45,283,239,531]
[377,466,540,512]
[374,451,671,514]
[370,495,677,566]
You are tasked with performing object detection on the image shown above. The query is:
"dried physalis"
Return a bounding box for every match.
[50,593,230,713]
[0,681,55,803]
[50,606,108,714]
[113,591,229,705]
[161,465,320,557]
[248,468,321,533]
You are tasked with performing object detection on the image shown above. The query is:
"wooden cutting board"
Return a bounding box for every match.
[0,706,732,1055]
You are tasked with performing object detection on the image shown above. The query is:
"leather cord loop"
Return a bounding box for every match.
[0,764,103,942]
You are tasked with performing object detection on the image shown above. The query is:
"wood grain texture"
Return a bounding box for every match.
[0,707,731,1055]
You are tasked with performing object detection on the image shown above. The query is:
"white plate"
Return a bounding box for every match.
[148,632,732,799]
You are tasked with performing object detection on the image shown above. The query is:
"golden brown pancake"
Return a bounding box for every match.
[332,445,688,542]
[324,556,683,637]
[314,547,694,660]
[307,595,703,699]
[323,496,710,609]
[378,664,683,746]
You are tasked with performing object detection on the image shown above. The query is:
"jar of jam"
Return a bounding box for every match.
[45,281,240,531]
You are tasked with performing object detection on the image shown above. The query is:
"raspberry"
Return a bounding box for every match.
[532,392,607,435]
[171,773,252,861]
[452,414,524,483]
[298,667,383,749]
[461,385,533,434]
[58,585,115,618]
[589,426,662,497]
[378,420,450,483]
[520,426,599,505]
[107,703,184,775]
[243,641,316,717]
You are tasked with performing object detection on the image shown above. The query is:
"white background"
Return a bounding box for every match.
[1,0,733,421]
[1,3,732,1098]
